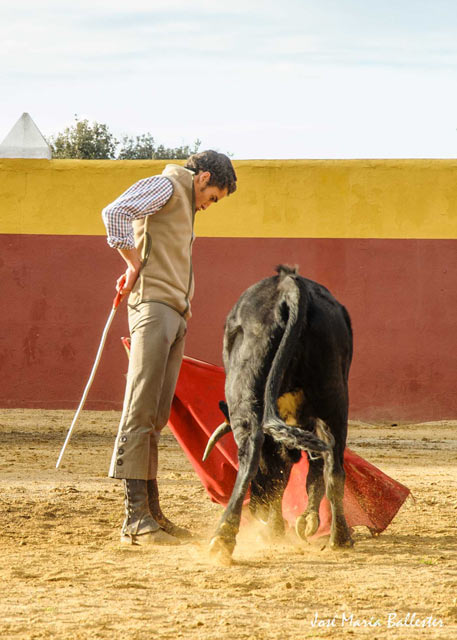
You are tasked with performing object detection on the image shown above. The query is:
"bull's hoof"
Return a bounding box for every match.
[269,516,286,539]
[295,512,320,540]
[208,536,234,566]
[329,539,354,550]
[329,530,354,549]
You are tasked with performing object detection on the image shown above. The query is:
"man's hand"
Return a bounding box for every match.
[116,266,138,298]
[116,248,142,300]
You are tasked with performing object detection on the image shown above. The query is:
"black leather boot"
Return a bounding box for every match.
[121,479,180,545]
[147,479,192,539]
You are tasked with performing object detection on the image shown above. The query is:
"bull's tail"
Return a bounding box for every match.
[263,420,330,454]
[262,266,330,455]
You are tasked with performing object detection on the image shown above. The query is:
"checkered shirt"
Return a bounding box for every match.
[102,176,174,249]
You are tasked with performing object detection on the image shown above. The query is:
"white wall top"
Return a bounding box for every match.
[0,112,51,159]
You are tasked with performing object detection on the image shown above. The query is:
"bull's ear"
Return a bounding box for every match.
[219,400,229,421]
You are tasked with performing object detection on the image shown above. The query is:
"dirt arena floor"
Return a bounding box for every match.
[1,409,456,639]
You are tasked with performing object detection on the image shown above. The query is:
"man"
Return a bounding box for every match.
[102,150,237,545]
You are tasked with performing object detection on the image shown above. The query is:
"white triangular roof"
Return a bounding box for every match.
[0,113,51,159]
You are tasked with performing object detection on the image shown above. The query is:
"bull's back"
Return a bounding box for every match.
[298,276,353,364]
[228,274,351,346]
[223,270,352,390]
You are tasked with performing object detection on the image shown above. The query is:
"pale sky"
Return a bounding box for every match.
[2,0,457,159]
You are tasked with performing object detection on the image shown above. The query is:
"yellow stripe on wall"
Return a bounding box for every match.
[0,159,169,236]
[1,158,457,239]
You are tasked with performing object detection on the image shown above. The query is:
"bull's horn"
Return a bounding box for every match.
[202,422,232,461]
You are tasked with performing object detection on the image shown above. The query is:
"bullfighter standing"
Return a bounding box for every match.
[102,150,237,545]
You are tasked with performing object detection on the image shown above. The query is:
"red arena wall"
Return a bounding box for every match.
[1,159,456,421]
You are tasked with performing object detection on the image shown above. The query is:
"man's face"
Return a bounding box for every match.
[194,171,228,212]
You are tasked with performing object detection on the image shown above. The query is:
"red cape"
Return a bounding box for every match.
[169,356,410,536]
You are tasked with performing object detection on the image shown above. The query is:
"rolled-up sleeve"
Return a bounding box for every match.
[102,176,173,249]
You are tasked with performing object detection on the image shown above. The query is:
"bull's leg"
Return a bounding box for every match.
[250,463,294,539]
[295,416,352,547]
[294,416,326,540]
[324,445,352,547]
[257,494,286,540]
[250,477,271,523]
[295,454,325,540]
[265,453,296,538]
[249,479,285,540]
[209,421,264,565]
[249,438,294,539]
[319,417,353,548]
[266,497,284,536]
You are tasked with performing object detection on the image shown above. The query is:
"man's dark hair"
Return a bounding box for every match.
[185,150,237,195]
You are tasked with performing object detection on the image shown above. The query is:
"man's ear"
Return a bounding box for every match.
[196,170,211,187]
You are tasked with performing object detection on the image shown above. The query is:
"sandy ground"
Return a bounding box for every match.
[1,409,456,640]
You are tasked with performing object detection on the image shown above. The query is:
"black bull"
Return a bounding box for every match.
[204,265,354,564]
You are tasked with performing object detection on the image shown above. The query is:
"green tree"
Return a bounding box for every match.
[153,140,201,160]
[117,133,156,160]
[49,116,118,159]
[48,117,205,159]
[118,134,201,160]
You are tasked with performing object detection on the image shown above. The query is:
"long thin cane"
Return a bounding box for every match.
[56,278,126,469]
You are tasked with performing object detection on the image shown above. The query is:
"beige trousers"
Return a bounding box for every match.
[109,302,186,480]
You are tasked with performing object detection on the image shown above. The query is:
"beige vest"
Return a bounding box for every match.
[128,164,195,316]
